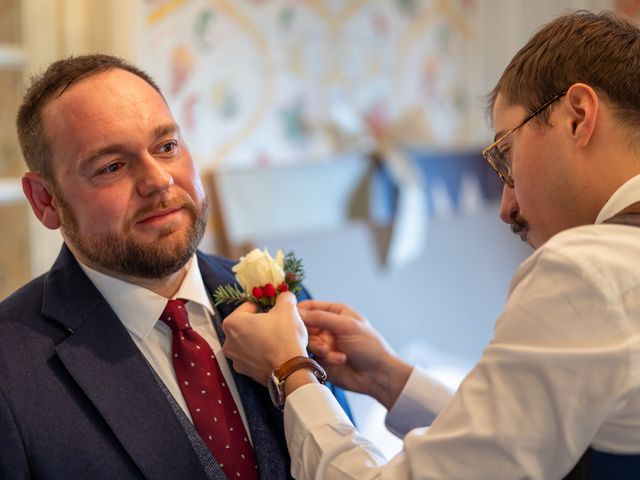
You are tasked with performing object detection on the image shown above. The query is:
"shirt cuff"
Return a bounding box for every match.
[284,383,356,478]
[385,366,452,437]
[285,382,354,434]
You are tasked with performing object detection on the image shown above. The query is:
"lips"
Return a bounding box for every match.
[136,206,183,225]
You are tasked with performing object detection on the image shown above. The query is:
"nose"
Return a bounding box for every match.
[499,184,518,224]
[136,155,174,197]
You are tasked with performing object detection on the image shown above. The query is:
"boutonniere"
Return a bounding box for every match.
[213,248,305,312]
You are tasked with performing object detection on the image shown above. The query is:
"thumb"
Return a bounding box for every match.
[274,291,297,309]
[233,301,258,314]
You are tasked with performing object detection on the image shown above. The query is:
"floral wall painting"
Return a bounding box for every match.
[170,45,194,96]
[140,0,488,170]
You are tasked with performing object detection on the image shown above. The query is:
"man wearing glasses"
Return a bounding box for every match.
[221,10,640,479]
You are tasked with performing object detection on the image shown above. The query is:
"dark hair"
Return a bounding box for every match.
[489,10,640,131]
[16,54,164,181]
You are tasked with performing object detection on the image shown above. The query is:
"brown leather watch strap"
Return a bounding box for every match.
[273,356,327,383]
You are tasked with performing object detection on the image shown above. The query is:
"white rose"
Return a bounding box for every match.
[232,248,285,292]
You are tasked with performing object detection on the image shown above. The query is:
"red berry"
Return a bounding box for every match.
[252,286,264,299]
[278,282,288,292]
[263,283,277,298]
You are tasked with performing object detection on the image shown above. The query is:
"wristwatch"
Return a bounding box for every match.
[267,356,327,410]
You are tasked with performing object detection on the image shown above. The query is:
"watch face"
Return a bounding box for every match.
[268,373,284,409]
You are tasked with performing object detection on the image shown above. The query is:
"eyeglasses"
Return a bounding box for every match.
[482,91,567,188]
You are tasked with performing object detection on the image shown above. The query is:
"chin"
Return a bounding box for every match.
[529,231,556,250]
[526,232,540,249]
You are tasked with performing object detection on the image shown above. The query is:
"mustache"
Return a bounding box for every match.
[130,196,197,226]
[510,211,528,239]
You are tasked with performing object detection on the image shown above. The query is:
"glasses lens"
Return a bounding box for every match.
[485,145,513,188]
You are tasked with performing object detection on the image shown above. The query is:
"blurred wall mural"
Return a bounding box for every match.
[141,0,486,169]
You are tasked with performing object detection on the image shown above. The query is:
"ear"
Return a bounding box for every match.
[22,172,61,229]
[565,83,599,149]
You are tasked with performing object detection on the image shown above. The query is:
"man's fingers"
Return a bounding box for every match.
[307,326,322,335]
[307,336,329,356]
[232,301,258,314]
[307,337,347,365]
[299,299,346,314]
[324,351,347,365]
[299,309,350,333]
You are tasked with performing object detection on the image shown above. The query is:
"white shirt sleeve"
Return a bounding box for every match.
[283,240,640,480]
[284,369,452,480]
[385,366,452,437]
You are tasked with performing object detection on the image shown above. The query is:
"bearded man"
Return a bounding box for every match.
[0,54,351,480]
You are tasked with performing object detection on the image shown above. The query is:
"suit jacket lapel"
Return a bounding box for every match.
[46,246,209,480]
[198,252,292,480]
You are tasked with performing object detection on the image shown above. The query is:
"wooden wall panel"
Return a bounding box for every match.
[0,203,30,300]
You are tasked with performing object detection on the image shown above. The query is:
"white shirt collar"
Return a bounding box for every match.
[77,255,214,341]
[595,174,640,224]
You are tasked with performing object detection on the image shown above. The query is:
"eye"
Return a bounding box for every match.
[97,162,124,175]
[496,144,511,164]
[157,141,178,155]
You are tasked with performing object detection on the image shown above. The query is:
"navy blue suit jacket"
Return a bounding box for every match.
[0,245,351,479]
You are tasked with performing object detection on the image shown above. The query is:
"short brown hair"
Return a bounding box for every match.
[489,10,640,130]
[16,54,164,182]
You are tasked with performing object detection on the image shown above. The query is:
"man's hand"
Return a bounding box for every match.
[222,292,308,386]
[299,300,413,410]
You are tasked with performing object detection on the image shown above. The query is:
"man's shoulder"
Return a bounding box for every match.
[542,222,640,262]
[0,273,47,317]
[196,250,237,274]
[518,223,640,302]
[0,273,54,347]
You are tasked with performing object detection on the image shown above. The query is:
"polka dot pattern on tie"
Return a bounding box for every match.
[160,299,259,479]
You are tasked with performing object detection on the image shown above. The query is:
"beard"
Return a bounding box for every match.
[55,191,208,279]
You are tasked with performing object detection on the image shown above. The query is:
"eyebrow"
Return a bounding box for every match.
[81,123,180,169]
[153,123,179,139]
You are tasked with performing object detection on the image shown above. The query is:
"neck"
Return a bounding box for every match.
[115,269,188,298]
[589,167,640,221]
[69,245,190,298]
[584,117,640,218]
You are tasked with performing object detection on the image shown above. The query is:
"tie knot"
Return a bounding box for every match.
[159,299,191,331]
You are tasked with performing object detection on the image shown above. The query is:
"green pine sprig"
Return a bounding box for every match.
[284,251,305,294]
[213,283,252,307]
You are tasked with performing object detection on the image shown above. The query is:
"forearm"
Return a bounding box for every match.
[365,354,413,410]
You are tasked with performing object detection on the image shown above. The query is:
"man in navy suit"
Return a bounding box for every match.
[0,54,350,479]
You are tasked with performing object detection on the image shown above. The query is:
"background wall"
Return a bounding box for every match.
[141,0,488,169]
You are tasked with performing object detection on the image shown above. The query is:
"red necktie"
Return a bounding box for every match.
[160,299,259,479]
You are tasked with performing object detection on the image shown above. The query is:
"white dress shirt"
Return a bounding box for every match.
[284,174,640,480]
[78,256,253,441]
